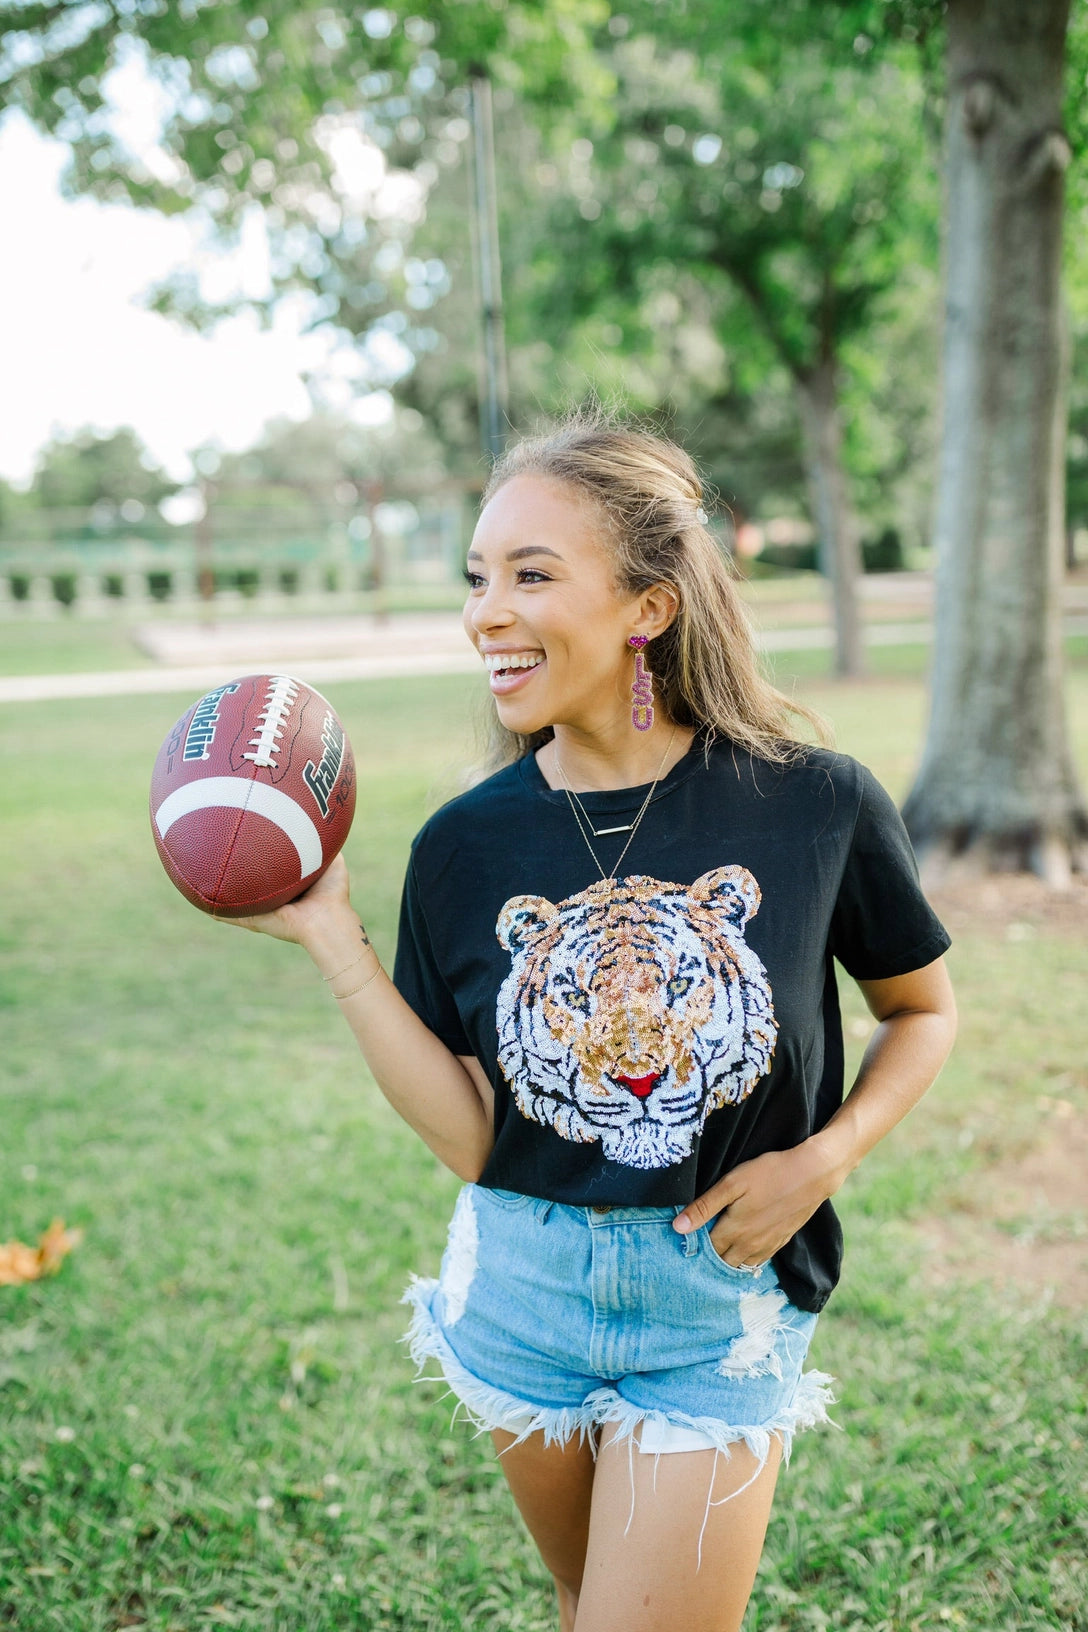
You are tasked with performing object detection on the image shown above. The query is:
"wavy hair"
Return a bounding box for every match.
[475,413,829,770]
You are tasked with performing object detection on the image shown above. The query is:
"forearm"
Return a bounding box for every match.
[304,911,493,1182]
[809,1004,958,1191]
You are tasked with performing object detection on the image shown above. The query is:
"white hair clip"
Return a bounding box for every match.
[696,506,708,525]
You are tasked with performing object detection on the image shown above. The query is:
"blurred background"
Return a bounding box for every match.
[3,0,1087,872]
[1,5,1086,1630]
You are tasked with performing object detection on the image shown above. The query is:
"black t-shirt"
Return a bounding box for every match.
[393,735,950,1312]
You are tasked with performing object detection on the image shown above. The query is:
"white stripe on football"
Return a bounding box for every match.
[153,777,324,877]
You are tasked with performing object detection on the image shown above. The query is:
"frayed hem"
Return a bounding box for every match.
[400,1275,597,1451]
[587,1364,838,1472]
[401,1276,837,1478]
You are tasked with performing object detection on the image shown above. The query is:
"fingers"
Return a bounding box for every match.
[219,905,295,940]
[708,1219,782,1268]
[672,1172,744,1235]
[307,854,351,899]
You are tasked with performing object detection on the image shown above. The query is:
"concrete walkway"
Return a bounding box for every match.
[0,613,940,704]
[2,598,1085,705]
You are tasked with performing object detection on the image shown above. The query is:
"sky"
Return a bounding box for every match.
[0,106,405,487]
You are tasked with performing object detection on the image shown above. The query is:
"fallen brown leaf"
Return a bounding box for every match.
[0,1219,83,1286]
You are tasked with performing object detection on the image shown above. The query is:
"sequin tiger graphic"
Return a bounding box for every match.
[495,867,777,1170]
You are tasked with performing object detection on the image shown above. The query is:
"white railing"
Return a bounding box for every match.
[0,497,473,618]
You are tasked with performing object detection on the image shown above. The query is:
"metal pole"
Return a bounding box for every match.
[195,478,215,626]
[468,71,509,463]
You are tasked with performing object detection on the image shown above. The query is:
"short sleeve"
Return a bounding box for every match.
[392,853,473,1054]
[829,764,951,980]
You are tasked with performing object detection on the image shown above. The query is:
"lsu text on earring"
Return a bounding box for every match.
[627,635,654,732]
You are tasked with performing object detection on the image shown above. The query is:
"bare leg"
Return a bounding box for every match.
[491,1428,597,1632]
[573,1426,783,1632]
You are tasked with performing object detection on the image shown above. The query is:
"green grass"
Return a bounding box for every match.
[0,618,156,675]
[1,672,1087,1631]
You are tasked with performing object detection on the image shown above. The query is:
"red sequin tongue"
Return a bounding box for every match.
[615,1072,659,1099]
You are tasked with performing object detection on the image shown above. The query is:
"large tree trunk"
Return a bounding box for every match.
[795,357,865,678]
[902,0,1087,883]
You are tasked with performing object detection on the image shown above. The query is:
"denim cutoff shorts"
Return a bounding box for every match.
[403,1184,835,1471]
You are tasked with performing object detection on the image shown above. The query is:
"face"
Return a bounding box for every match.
[463,474,651,737]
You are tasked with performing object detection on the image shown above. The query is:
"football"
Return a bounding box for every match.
[149,674,356,917]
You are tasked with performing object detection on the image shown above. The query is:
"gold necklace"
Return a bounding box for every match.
[553,727,677,885]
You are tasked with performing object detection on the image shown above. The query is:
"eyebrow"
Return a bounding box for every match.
[465,545,566,563]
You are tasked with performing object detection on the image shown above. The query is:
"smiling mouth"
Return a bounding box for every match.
[483,653,544,677]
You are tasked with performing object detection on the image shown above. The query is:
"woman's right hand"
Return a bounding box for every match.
[225,853,359,952]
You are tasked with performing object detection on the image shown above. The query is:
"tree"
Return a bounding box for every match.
[515,23,939,673]
[2,1,941,592]
[898,0,1088,881]
[209,407,451,499]
[0,1,606,366]
[7,1,1085,872]
[587,0,1086,875]
[32,426,176,512]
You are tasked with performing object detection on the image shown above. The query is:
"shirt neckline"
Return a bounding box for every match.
[518,729,713,814]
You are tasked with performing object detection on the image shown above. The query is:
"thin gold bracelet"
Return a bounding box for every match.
[322,944,369,983]
[332,962,383,1000]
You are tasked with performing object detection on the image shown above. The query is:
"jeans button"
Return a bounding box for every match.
[591,1204,612,1215]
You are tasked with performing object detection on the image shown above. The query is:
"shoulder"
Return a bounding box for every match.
[707,737,872,806]
[700,739,896,855]
[409,758,530,863]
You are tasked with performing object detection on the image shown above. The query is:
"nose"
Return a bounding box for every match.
[466,576,515,638]
[613,1072,661,1100]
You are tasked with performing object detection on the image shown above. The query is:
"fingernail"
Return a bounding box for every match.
[673,1214,692,1234]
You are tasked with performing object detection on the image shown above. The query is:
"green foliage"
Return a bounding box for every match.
[29,426,176,512]
[5,0,1088,540]
[209,408,452,499]
[0,0,946,531]
[0,0,608,344]
[861,526,906,571]
[0,475,34,531]
[496,14,939,526]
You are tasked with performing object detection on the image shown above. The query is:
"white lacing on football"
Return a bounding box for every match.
[242,674,300,769]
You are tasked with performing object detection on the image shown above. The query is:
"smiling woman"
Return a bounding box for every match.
[227,414,957,1632]
[463,475,676,742]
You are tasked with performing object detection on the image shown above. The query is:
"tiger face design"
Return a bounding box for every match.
[495,867,777,1170]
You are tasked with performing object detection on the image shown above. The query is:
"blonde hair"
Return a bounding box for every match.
[476,413,829,770]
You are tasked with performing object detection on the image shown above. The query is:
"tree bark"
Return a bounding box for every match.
[795,357,865,677]
[902,0,1087,883]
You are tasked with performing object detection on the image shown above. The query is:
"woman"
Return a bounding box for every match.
[235,420,957,1632]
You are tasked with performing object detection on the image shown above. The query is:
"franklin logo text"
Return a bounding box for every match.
[183,683,240,762]
[303,712,346,819]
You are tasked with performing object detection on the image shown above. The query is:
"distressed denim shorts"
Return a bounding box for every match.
[403,1185,835,1472]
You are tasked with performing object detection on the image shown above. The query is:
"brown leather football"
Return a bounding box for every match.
[149,674,356,917]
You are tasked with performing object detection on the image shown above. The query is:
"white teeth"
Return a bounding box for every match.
[484,653,543,672]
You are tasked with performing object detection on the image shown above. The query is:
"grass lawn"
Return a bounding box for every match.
[1,663,1086,1631]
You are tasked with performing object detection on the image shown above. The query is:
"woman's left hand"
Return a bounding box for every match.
[672,1141,845,1268]
[673,959,958,1268]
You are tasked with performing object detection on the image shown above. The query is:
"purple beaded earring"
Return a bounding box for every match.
[628,634,654,732]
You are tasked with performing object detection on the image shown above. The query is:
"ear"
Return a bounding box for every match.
[497,895,558,952]
[690,865,762,926]
[630,581,680,642]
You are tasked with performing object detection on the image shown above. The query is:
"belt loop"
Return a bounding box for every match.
[673,1206,699,1256]
[539,1201,554,1224]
